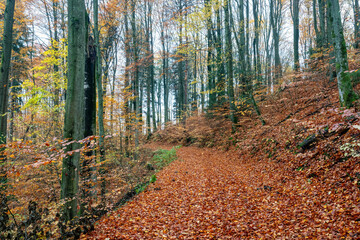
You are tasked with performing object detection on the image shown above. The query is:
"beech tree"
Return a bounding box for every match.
[291,0,300,71]
[0,0,15,235]
[354,0,360,49]
[60,0,86,222]
[328,0,356,107]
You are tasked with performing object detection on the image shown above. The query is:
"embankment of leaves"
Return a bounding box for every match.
[151,70,360,197]
[2,144,178,239]
[113,146,178,209]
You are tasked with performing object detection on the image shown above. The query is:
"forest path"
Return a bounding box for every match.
[83,143,359,239]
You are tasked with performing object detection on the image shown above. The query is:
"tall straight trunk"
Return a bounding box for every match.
[252,0,261,80]
[318,0,327,48]
[178,0,185,122]
[329,0,356,107]
[224,0,237,125]
[313,0,320,47]
[61,0,86,222]
[51,0,62,136]
[82,17,97,205]
[124,2,131,156]
[200,50,205,111]
[205,0,216,109]
[326,0,336,81]
[110,42,118,134]
[52,0,60,101]
[131,0,140,158]
[354,0,360,48]
[161,6,169,123]
[0,0,15,235]
[150,11,156,132]
[145,1,151,134]
[192,33,199,112]
[291,0,300,71]
[270,0,283,80]
[238,0,246,94]
[215,7,225,104]
[0,0,15,146]
[246,0,251,73]
[93,0,106,200]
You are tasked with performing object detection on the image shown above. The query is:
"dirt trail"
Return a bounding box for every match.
[83,144,359,239]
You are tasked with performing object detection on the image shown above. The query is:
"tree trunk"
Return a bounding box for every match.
[292,0,300,71]
[0,0,15,235]
[205,0,216,109]
[270,0,283,80]
[224,0,237,125]
[93,0,106,200]
[318,0,327,48]
[82,23,97,205]
[215,6,225,104]
[329,0,356,107]
[124,2,131,156]
[313,0,320,47]
[61,0,86,222]
[145,0,151,134]
[161,5,169,123]
[354,0,360,48]
[131,0,140,159]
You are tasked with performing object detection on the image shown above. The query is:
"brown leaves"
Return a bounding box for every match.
[83,144,360,239]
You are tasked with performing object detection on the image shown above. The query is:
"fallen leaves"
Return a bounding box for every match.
[82,144,360,239]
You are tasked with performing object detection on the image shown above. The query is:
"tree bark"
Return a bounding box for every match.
[270,0,283,80]
[0,0,15,235]
[291,0,300,71]
[205,0,216,109]
[329,0,356,107]
[354,0,360,48]
[61,0,86,222]
[215,6,225,104]
[224,0,237,125]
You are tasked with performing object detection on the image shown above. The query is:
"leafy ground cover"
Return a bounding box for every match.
[83,143,359,239]
[82,73,360,239]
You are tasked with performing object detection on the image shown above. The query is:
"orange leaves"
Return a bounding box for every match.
[83,142,360,239]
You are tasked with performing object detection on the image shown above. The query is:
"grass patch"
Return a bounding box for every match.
[132,146,180,195]
[151,146,180,170]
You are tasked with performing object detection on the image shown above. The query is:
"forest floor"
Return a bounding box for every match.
[83,143,360,239]
[82,69,360,239]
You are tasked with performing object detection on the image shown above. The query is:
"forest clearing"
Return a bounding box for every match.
[0,0,360,239]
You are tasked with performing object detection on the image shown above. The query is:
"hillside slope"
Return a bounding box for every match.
[83,71,360,239]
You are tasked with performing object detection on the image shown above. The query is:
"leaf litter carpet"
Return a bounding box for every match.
[83,144,360,239]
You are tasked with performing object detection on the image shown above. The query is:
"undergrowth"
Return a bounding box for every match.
[151,146,180,170]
